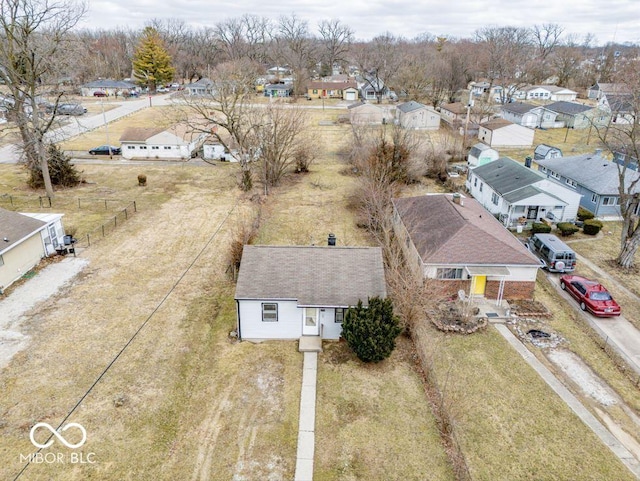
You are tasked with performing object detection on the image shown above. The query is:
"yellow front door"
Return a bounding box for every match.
[473,275,487,296]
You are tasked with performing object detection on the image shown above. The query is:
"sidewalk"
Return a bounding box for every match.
[294,351,318,481]
[495,324,640,479]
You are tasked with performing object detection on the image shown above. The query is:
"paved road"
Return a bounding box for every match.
[0,94,173,164]
[545,269,640,377]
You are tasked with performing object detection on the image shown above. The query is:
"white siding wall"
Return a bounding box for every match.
[538,179,582,222]
[320,308,343,340]
[0,234,45,292]
[238,300,302,340]
[491,125,534,147]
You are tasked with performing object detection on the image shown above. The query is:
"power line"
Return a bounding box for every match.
[13,199,238,480]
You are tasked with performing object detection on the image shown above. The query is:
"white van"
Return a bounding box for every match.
[526,233,576,273]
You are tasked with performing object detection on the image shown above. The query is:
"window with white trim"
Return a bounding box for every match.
[436,268,464,279]
[262,303,278,322]
[127,145,135,150]
[549,170,560,180]
[335,308,345,323]
[164,146,172,150]
[565,178,577,188]
[602,196,620,206]
[591,193,599,203]
[152,146,159,150]
[491,192,499,205]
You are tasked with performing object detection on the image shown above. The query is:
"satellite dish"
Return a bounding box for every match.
[458,290,466,301]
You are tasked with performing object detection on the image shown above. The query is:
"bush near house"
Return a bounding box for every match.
[583,219,604,236]
[577,206,595,221]
[557,222,580,236]
[342,297,402,363]
[532,222,552,234]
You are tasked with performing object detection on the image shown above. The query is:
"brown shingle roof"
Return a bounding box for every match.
[119,127,165,142]
[307,81,357,90]
[0,208,46,254]
[235,245,387,306]
[481,118,513,130]
[393,194,540,266]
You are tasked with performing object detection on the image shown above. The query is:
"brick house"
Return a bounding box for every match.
[392,194,541,301]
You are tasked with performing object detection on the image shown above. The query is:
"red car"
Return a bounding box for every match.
[560,275,621,317]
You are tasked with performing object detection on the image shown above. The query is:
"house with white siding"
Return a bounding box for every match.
[120,127,208,161]
[478,119,534,148]
[466,157,581,227]
[500,102,558,129]
[395,101,440,130]
[235,245,387,341]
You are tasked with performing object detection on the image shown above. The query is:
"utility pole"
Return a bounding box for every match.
[464,82,475,146]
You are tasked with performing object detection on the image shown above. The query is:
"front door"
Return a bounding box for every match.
[303,307,319,336]
[473,276,487,296]
[527,206,539,220]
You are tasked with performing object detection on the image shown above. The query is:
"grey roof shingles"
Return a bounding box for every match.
[82,79,136,89]
[0,208,46,254]
[546,101,593,115]
[535,153,640,195]
[393,194,540,266]
[501,102,538,114]
[397,100,426,113]
[472,157,543,195]
[234,245,387,306]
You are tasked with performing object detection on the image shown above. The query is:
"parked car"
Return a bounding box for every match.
[54,103,86,116]
[560,275,621,317]
[89,145,121,155]
[93,91,107,97]
[526,233,576,273]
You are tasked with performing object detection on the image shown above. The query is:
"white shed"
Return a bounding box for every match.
[235,245,387,341]
[478,119,534,148]
[467,143,499,167]
[120,127,208,161]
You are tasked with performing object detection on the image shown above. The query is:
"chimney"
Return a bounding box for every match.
[452,193,461,205]
[328,233,336,246]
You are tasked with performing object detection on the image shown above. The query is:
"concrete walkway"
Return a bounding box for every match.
[294,351,318,481]
[495,324,640,478]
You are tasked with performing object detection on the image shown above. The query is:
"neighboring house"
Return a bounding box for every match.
[0,209,66,293]
[466,157,581,227]
[589,82,634,123]
[546,86,578,102]
[534,151,640,219]
[470,81,503,102]
[202,142,240,162]
[545,101,610,129]
[439,102,491,127]
[467,143,499,168]
[264,84,292,98]
[478,119,534,148]
[587,82,629,100]
[185,78,214,96]
[613,151,639,172]
[516,85,554,101]
[234,245,387,341]
[395,101,440,130]
[392,194,541,301]
[80,79,137,97]
[347,101,392,125]
[306,80,358,100]
[534,144,562,160]
[500,102,558,129]
[120,126,208,161]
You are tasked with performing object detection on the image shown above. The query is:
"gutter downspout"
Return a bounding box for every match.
[236,300,242,341]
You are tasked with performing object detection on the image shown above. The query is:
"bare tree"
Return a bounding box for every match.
[351,33,403,103]
[594,60,640,268]
[529,23,564,83]
[317,19,353,76]
[215,14,272,64]
[274,13,316,97]
[474,26,533,104]
[0,0,87,197]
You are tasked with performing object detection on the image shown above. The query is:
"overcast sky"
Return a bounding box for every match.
[81,0,640,45]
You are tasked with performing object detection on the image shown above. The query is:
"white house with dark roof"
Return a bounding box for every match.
[80,79,137,97]
[395,101,440,129]
[500,102,558,128]
[466,157,581,227]
[0,209,66,292]
[545,101,609,129]
[234,245,387,341]
[392,194,541,301]
[534,151,640,219]
[185,78,215,96]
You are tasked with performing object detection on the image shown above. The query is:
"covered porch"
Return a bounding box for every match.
[501,189,568,228]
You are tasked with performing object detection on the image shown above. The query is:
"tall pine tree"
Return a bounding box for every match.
[132,27,175,92]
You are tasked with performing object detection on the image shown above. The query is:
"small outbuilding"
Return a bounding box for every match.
[478,119,534,148]
[395,101,440,130]
[534,144,562,160]
[467,143,499,167]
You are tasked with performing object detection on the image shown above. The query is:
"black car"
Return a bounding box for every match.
[89,145,121,155]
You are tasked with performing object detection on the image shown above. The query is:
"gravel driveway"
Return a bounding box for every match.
[0,256,89,368]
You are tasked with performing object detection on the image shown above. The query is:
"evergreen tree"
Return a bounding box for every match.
[132,27,175,92]
[29,144,81,189]
[342,297,402,363]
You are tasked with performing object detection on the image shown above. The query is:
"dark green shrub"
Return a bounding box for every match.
[138,174,147,186]
[577,206,595,221]
[342,297,402,363]
[531,222,552,234]
[583,219,604,235]
[28,144,82,188]
[557,222,580,236]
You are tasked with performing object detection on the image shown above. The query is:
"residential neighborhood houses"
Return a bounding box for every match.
[2,12,640,481]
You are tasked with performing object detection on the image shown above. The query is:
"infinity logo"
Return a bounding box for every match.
[29,422,87,449]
